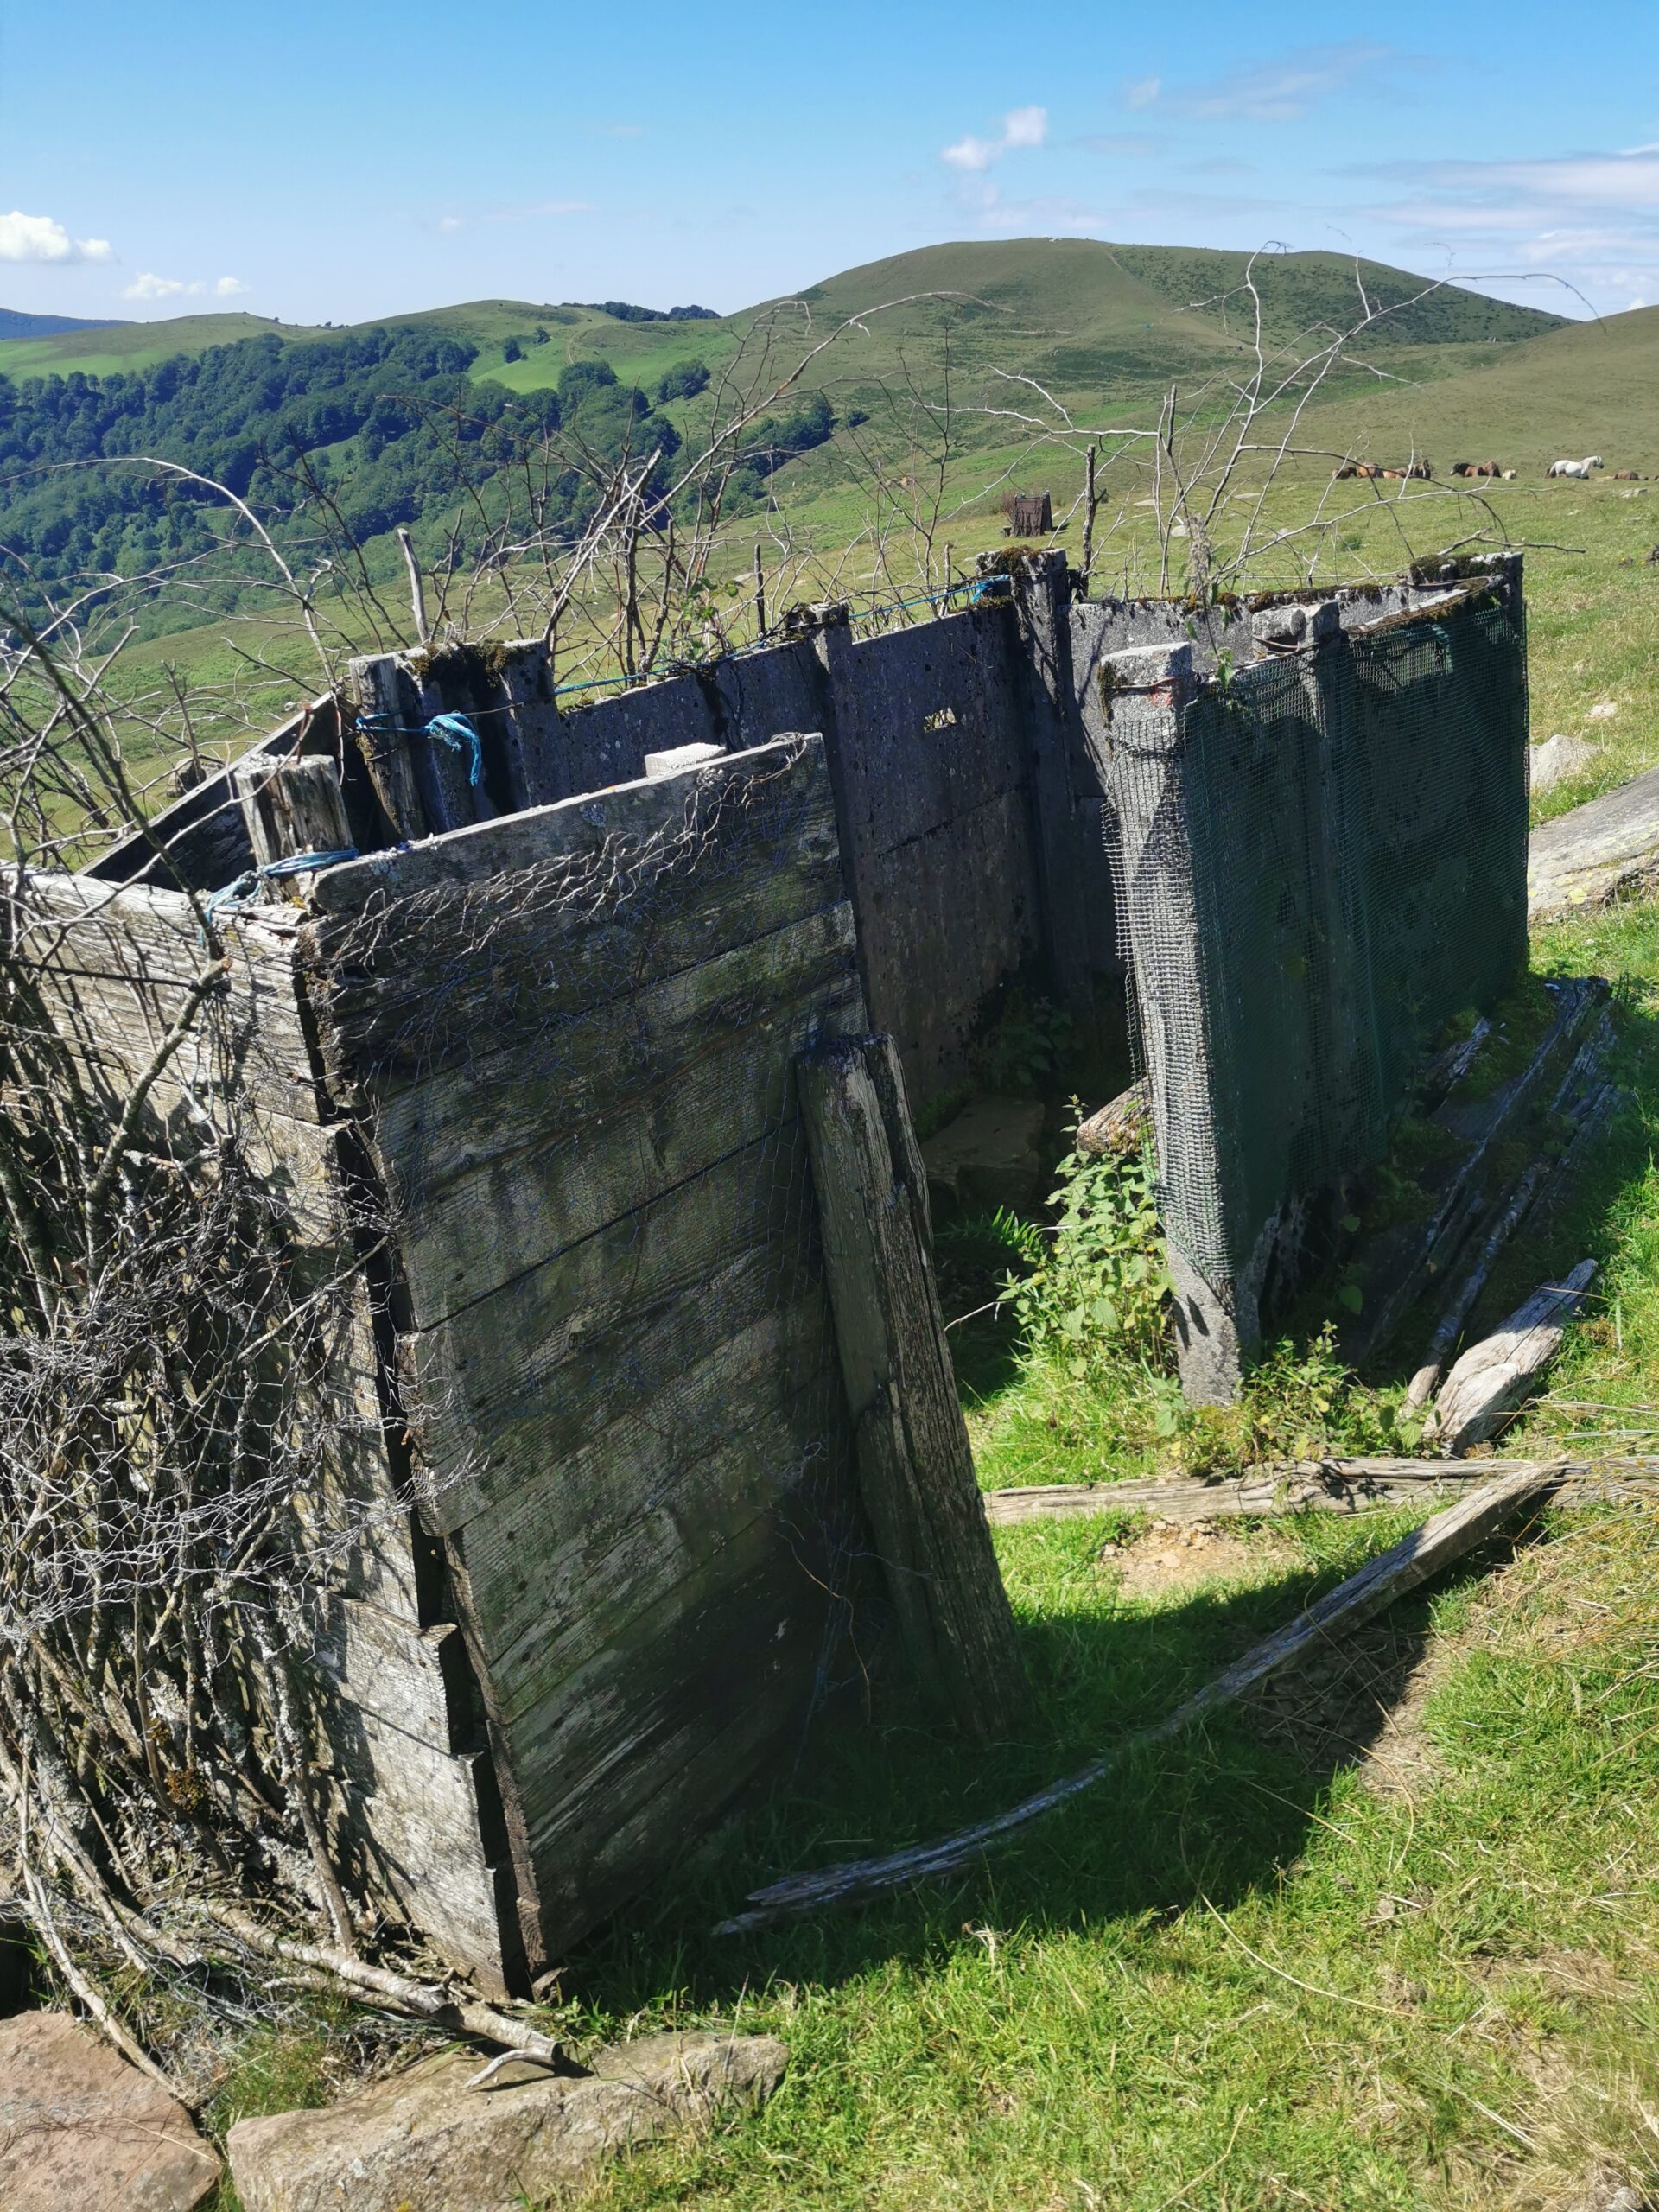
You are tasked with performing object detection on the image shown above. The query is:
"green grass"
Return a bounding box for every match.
[512,892,1659,2212]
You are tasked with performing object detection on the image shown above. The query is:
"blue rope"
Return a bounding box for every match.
[425,712,484,786]
[358,709,484,785]
[203,845,360,931]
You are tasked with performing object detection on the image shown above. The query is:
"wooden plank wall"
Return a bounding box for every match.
[303,734,869,1965]
[13,872,517,1991]
[90,579,1119,1115]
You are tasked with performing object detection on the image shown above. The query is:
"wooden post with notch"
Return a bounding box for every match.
[231,753,353,901]
[798,1033,1023,1738]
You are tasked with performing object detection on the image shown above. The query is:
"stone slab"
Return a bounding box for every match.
[1529,763,1659,919]
[919,1096,1045,1214]
[226,2030,787,2212]
[0,2010,220,2211]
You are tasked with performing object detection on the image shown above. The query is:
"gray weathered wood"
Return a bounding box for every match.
[347,654,429,841]
[984,1457,1656,1525]
[368,901,859,1212]
[1076,1078,1150,1157]
[391,966,862,1327]
[231,753,353,895]
[1432,1260,1598,1455]
[798,1033,1023,1738]
[984,1459,1492,1525]
[304,739,842,1086]
[718,1465,1556,1930]
[1348,976,1608,1367]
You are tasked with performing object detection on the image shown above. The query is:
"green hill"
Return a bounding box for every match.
[0,311,321,379]
[0,307,130,345]
[1298,303,1659,476]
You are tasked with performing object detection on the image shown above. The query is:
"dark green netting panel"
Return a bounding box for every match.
[1108,588,1529,1293]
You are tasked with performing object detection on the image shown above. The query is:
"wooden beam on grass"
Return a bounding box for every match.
[798,1033,1023,1740]
[1433,1262,1599,1456]
[715,1465,1556,1932]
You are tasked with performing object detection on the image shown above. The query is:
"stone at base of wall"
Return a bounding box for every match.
[226,2031,789,2212]
[0,2009,221,2211]
[1166,1241,1247,1405]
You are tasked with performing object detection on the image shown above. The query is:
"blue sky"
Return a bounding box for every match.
[3,0,1656,323]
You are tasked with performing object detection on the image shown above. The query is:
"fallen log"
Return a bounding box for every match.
[1404,1021,1617,1412]
[1432,1261,1598,1456]
[982,1454,1653,1527]
[1348,978,1607,1368]
[985,1459,1485,1525]
[715,1466,1555,1932]
[1076,1078,1151,1157]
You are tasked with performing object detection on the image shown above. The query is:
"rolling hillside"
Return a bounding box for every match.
[0,307,130,345]
[1299,302,1659,475]
[0,238,1640,664]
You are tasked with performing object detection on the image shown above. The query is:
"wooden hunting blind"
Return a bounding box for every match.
[16,550,1530,1983]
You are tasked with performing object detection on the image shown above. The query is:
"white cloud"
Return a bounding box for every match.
[942,105,1048,172]
[494,200,595,219]
[213,275,249,296]
[963,180,1103,236]
[1354,141,1659,311]
[438,215,466,233]
[0,210,113,263]
[1141,42,1393,123]
[122,272,194,300]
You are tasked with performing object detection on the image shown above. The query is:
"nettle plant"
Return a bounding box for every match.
[998,1111,1173,1374]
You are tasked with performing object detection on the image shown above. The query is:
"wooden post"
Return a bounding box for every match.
[1081,444,1097,587]
[798,1033,1023,1738]
[348,654,429,842]
[230,753,353,901]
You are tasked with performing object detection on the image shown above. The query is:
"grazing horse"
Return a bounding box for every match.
[1615,469,1644,481]
[1548,455,1605,479]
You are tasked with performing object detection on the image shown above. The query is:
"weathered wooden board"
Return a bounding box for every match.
[410,1127,823,1518]
[391,964,861,1326]
[800,1034,1022,1738]
[306,741,842,1085]
[307,736,871,1967]
[454,1301,841,1682]
[312,1595,511,1988]
[371,899,859,1204]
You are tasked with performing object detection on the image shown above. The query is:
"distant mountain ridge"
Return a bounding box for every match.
[0,307,130,342]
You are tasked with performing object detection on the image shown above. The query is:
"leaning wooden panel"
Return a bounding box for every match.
[307,736,872,1964]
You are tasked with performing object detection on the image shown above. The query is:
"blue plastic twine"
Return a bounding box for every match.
[202,846,360,931]
[425,712,484,787]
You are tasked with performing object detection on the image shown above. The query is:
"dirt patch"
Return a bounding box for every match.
[1241,1607,1451,1796]
[1101,1518,1300,1601]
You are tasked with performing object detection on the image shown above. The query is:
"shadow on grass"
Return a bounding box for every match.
[566,1528,1503,2020]
[1353,942,1659,1395]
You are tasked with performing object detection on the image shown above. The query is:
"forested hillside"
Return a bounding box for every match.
[0,327,689,626]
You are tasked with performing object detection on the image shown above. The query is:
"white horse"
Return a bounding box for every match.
[1548,455,1605,478]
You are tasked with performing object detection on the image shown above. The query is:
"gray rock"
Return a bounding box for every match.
[1529,732,1599,794]
[0,2009,220,2211]
[920,1095,1045,1213]
[226,2030,787,2212]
